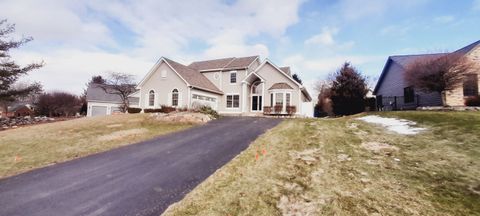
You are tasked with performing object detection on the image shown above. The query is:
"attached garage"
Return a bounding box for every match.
[91,106,107,117]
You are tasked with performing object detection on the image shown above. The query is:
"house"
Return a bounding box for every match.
[1,104,34,117]
[374,40,480,110]
[86,84,139,117]
[136,56,313,116]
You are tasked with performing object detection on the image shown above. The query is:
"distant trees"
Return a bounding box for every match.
[405,53,477,105]
[0,20,43,115]
[314,62,369,116]
[292,74,303,85]
[36,91,82,117]
[101,72,136,112]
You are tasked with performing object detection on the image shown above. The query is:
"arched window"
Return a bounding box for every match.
[149,90,155,106]
[252,81,263,94]
[172,89,179,106]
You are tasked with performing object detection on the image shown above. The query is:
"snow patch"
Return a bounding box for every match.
[357,115,426,135]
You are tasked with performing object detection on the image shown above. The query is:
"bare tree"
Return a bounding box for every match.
[101,72,136,112]
[405,53,477,105]
[36,91,81,117]
[314,80,333,117]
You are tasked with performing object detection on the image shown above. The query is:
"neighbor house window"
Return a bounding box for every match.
[463,74,478,96]
[172,89,179,106]
[230,71,237,84]
[226,94,239,108]
[149,90,155,106]
[404,86,415,103]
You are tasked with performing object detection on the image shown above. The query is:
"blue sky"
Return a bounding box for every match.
[2,0,479,94]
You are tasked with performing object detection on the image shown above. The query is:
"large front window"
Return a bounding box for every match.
[275,93,283,106]
[226,95,239,108]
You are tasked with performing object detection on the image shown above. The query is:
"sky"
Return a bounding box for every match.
[2,0,480,95]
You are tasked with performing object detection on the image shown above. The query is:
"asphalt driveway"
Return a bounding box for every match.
[0,117,282,216]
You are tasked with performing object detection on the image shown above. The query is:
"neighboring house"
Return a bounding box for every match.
[86,84,139,117]
[136,55,313,116]
[2,104,34,117]
[374,40,480,110]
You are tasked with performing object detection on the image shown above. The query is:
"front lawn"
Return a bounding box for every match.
[162,111,480,216]
[0,114,194,178]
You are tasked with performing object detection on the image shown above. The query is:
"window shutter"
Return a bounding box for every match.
[167,93,172,106]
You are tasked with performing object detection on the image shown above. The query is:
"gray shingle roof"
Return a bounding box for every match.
[269,82,294,90]
[86,84,139,104]
[389,53,447,68]
[279,66,291,75]
[188,56,258,71]
[164,58,223,94]
[454,40,480,55]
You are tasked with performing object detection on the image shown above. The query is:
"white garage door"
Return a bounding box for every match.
[91,106,107,116]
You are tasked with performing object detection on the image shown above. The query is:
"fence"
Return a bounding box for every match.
[377,95,420,111]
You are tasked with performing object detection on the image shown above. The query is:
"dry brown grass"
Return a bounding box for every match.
[162,111,480,216]
[0,114,194,178]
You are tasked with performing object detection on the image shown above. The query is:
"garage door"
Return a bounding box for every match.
[91,106,107,116]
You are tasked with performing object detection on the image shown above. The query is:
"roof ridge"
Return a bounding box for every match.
[389,53,447,58]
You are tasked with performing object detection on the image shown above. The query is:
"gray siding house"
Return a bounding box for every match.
[86,84,139,117]
[374,40,480,110]
[136,56,313,116]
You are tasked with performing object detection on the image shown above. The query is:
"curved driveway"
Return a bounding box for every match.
[0,117,282,216]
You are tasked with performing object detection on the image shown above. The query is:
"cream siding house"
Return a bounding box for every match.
[136,56,313,116]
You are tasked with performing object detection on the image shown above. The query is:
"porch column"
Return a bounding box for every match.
[241,82,247,113]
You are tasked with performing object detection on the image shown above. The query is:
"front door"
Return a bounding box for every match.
[252,95,262,111]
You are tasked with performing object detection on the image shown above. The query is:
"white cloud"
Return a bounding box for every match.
[12,49,153,94]
[304,27,355,49]
[433,15,455,23]
[281,54,383,96]
[2,0,306,93]
[305,27,338,46]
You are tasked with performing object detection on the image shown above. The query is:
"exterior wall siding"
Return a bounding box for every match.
[376,61,442,109]
[256,63,301,113]
[139,62,189,109]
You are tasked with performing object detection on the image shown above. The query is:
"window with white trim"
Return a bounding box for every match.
[148,90,155,106]
[226,94,240,108]
[172,89,179,106]
[275,93,283,106]
[230,71,237,84]
[161,70,167,78]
